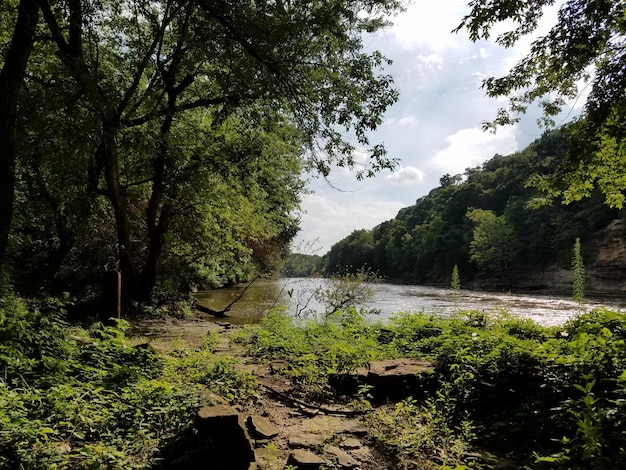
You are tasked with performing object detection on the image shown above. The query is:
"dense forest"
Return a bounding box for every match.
[0,0,401,304]
[323,126,624,285]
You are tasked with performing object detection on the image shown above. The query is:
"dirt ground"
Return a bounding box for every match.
[131,314,392,470]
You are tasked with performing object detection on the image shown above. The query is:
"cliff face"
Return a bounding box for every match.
[586,219,626,295]
[467,219,626,296]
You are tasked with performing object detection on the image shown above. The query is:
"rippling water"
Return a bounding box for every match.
[196,277,626,326]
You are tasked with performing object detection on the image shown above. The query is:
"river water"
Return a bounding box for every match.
[196,277,626,326]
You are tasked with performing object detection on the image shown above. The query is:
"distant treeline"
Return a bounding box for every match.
[286,127,624,283]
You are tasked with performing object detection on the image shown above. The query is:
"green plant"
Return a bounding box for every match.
[572,237,586,313]
[451,264,461,310]
[536,373,626,469]
[369,395,478,469]
[314,268,382,316]
[201,357,259,402]
[0,296,203,469]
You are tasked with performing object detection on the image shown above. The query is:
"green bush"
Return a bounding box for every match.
[0,296,202,469]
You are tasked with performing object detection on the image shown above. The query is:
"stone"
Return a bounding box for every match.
[340,438,361,449]
[247,415,279,439]
[298,416,368,437]
[335,422,368,437]
[327,445,359,469]
[254,439,269,447]
[286,449,327,469]
[331,358,434,403]
[192,404,255,469]
[288,432,325,449]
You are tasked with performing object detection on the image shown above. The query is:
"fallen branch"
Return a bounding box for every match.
[194,277,259,317]
[261,384,367,417]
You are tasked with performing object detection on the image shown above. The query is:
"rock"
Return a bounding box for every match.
[367,358,433,378]
[247,415,279,439]
[298,416,368,437]
[192,404,255,469]
[340,438,362,449]
[254,439,269,447]
[335,422,369,437]
[288,432,325,449]
[331,358,434,403]
[286,449,327,469]
[327,445,359,469]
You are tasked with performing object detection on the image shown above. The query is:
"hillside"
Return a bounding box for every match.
[323,128,625,295]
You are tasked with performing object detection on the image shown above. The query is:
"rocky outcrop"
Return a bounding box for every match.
[468,218,626,297]
[586,219,626,295]
[156,404,256,470]
[329,358,435,403]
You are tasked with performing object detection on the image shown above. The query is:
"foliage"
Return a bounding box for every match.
[237,302,626,467]
[0,296,248,469]
[234,308,381,388]
[2,0,404,298]
[451,264,461,310]
[467,208,520,271]
[324,133,619,283]
[281,253,325,277]
[313,268,382,315]
[368,395,477,469]
[200,357,260,402]
[455,0,626,208]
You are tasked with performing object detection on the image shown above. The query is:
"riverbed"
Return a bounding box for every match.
[196,277,626,326]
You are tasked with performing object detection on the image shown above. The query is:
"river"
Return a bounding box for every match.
[196,277,626,326]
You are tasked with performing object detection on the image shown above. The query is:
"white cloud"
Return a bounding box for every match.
[387,165,425,186]
[293,2,573,254]
[294,194,405,252]
[430,126,518,175]
[388,0,469,51]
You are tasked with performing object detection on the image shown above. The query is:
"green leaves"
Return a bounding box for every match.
[0,297,202,469]
[456,0,626,208]
[467,208,520,272]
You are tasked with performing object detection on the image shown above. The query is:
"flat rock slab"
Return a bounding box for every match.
[194,405,255,469]
[331,358,434,402]
[287,449,327,469]
[247,415,279,439]
[327,445,359,469]
[301,416,368,436]
[366,358,433,377]
[340,437,362,450]
[288,432,326,449]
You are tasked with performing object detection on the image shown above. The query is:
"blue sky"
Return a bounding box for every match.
[293,0,582,254]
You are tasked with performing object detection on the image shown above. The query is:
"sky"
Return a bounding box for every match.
[291,0,584,255]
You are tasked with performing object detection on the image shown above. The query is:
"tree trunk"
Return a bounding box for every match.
[138,112,174,300]
[0,0,40,284]
[101,113,135,298]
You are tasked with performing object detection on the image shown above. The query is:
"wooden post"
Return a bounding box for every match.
[102,271,121,322]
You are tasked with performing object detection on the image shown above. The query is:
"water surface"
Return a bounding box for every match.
[196,278,626,326]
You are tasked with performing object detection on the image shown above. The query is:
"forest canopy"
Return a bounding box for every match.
[0,0,404,300]
[324,127,622,283]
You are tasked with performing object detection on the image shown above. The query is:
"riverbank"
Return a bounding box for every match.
[2,295,626,468]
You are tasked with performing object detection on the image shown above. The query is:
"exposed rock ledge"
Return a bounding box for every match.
[467,219,626,297]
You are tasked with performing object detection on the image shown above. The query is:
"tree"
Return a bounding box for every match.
[456,0,626,207]
[0,0,41,285]
[12,0,402,299]
[467,208,520,272]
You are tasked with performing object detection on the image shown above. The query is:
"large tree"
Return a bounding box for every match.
[4,0,403,298]
[0,0,41,286]
[456,0,626,207]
